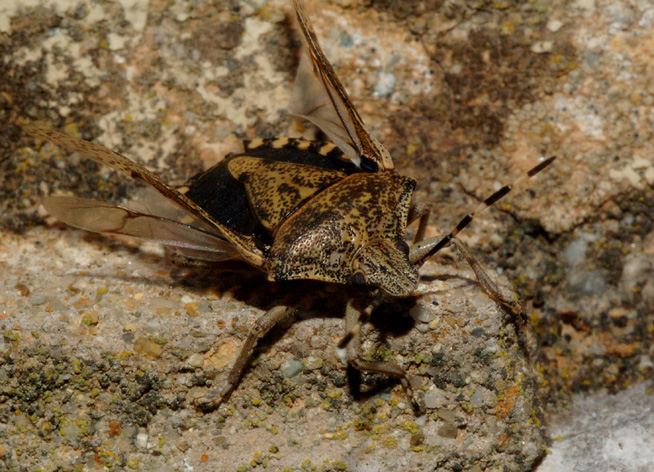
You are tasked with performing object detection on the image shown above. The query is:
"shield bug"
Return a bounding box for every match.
[23,0,555,411]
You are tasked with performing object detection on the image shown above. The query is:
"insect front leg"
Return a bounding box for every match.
[449,237,523,313]
[342,297,424,413]
[410,235,521,313]
[194,305,295,411]
[448,237,522,313]
[449,238,533,354]
[407,202,431,244]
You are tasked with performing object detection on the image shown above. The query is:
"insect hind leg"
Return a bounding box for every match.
[194,304,294,411]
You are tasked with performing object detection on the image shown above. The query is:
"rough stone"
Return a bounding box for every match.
[2,0,653,471]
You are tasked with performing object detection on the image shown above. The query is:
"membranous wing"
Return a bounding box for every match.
[291,0,394,172]
[25,125,265,267]
[44,197,239,262]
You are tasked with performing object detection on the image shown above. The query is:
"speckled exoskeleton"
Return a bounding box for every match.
[24,0,554,411]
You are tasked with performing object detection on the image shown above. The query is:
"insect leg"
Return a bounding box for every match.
[337,290,383,350]
[409,156,556,267]
[194,305,294,411]
[407,202,431,244]
[450,237,535,358]
[449,237,522,313]
[343,298,424,413]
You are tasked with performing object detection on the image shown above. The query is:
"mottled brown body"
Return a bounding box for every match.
[228,157,346,232]
[269,172,417,294]
[180,140,418,295]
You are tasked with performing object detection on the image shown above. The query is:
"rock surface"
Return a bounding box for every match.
[0,227,544,471]
[540,384,654,472]
[1,0,653,471]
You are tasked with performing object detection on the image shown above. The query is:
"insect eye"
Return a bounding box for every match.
[395,240,410,255]
[351,272,367,285]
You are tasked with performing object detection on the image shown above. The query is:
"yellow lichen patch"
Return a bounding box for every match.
[184,302,199,317]
[133,337,164,358]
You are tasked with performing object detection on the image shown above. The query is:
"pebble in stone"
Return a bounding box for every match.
[547,19,563,32]
[136,432,148,449]
[81,312,99,326]
[438,422,458,439]
[187,353,204,368]
[29,294,47,306]
[415,323,430,333]
[281,359,303,378]
[144,319,162,332]
[470,388,484,408]
[133,337,164,358]
[303,356,323,370]
[373,71,396,98]
[531,41,553,54]
[424,389,442,409]
[410,302,435,323]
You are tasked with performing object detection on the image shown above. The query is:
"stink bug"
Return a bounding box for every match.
[24,0,555,411]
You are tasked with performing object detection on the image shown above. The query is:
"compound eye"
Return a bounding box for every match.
[351,272,367,286]
[395,240,410,255]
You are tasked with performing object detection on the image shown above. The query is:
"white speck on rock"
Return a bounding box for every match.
[108,33,129,51]
[373,71,396,98]
[531,41,553,54]
[573,0,597,17]
[547,20,563,32]
[136,432,148,449]
[609,166,644,190]
[424,389,443,409]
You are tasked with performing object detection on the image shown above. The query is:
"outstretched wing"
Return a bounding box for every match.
[24,125,265,267]
[290,0,394,172]
[44,196,240,262]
